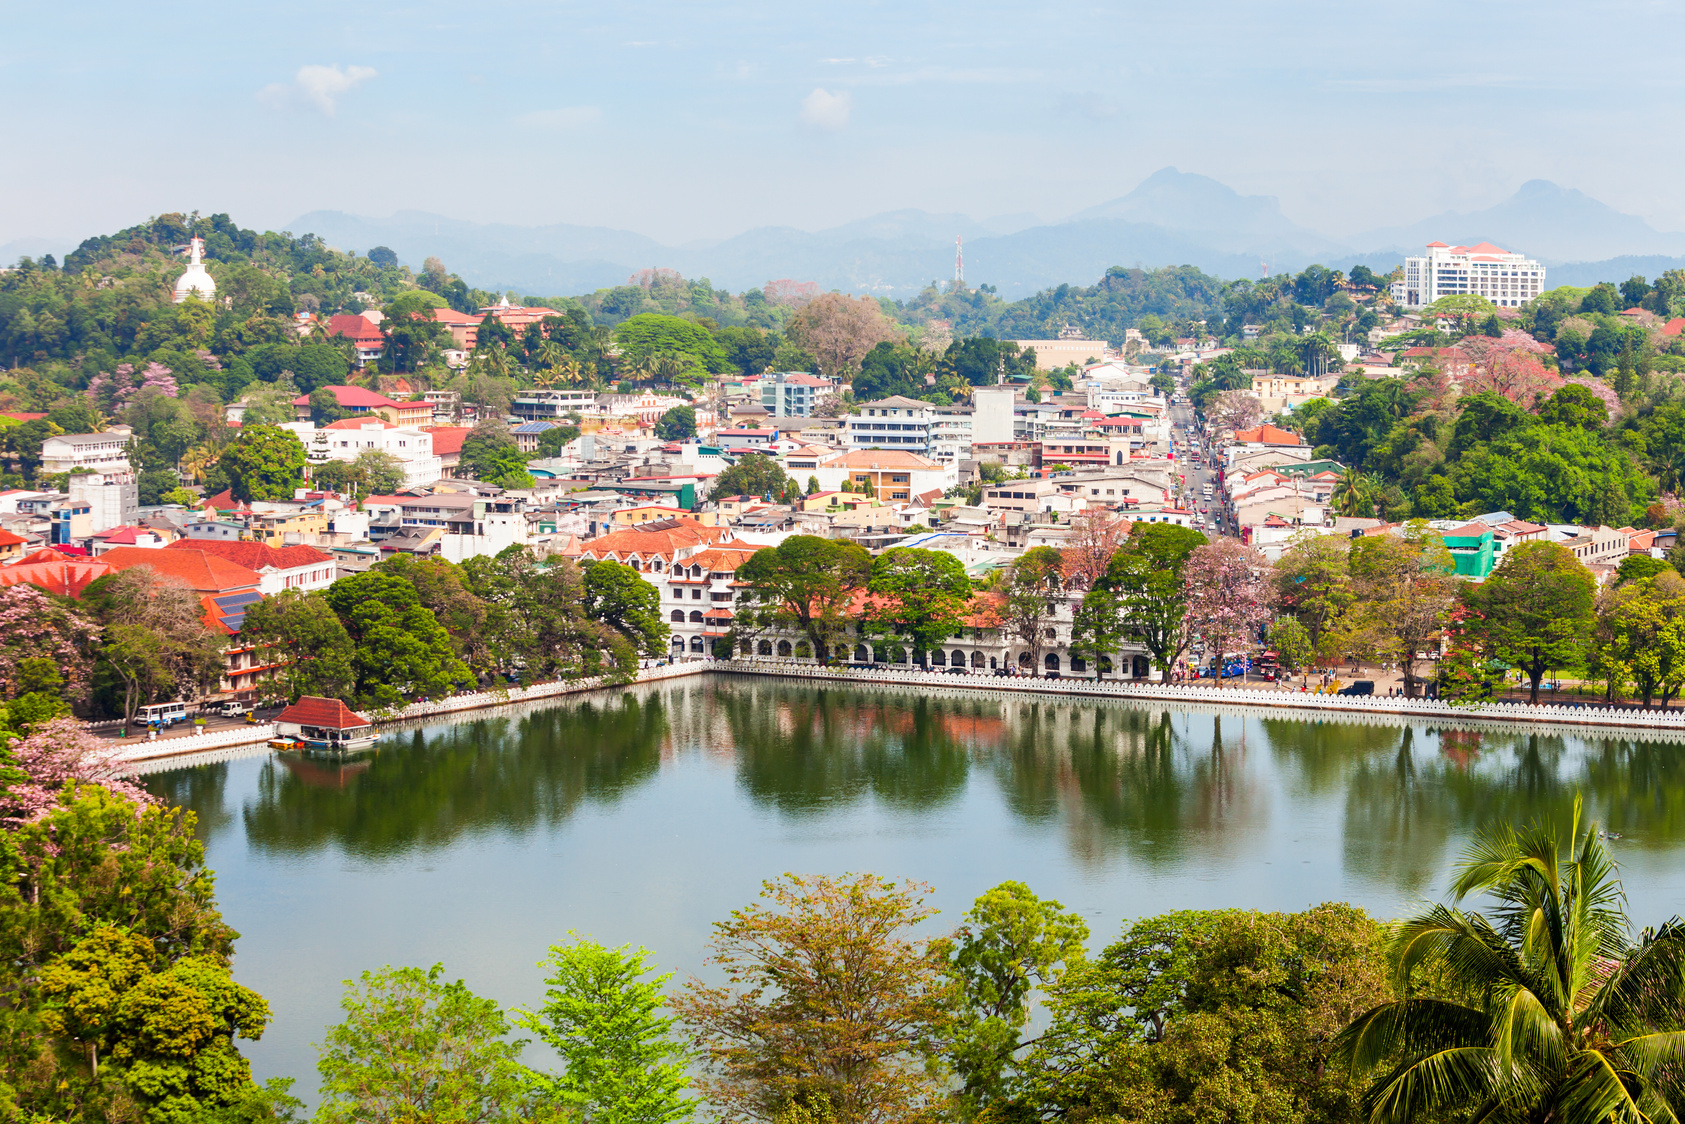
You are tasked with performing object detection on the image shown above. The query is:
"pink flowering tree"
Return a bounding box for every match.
[0,718,155,827]
[0,585,98,703]
[86,361,176,411]
[1182,539,1270,686]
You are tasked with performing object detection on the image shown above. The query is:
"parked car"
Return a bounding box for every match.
[1337,680,1376,696]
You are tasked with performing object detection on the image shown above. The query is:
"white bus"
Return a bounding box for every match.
[133,701,189,728]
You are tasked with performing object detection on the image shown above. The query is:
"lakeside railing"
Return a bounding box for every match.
[711,658,1685,734]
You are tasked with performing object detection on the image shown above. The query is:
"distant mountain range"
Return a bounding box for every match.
[15,169,1685,300]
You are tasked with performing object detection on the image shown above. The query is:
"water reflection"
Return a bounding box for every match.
[236,693,670,859]
[143,680,1685,890]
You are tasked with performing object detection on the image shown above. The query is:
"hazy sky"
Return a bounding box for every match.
[6,0,1683,248]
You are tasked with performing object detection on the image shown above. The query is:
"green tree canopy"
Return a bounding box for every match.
[217,425,307,502]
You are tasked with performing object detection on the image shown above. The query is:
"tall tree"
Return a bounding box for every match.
[517,938,693,1124]
[316,964,536,1124]
[674,874,953,1124]
[785,294,903,379]
[1342,523,1458,696]
[1002,546,1066,677]
[1461,540,1595,703]
[1181,539,1270,686]
[736,536,872,663]
[943,882,1088,1120]
[216,425,308,502]
[865,548,974,664]
[1106,523,1206,682]
[239,589,357,702]
[582,560,669,658]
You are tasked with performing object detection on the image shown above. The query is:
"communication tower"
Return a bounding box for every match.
[955,236,964,286]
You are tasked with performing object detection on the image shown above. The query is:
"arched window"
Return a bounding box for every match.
[777,640,793,657]
[670,610,685,622]
[1099,655,1114,674]
[989,656,998,669]
[951,650,966,667]
[893,647,908,664]
[690,636,705,651]
[854,645,869,662]
[689,610,704,623]
[1070,656,1087,672]
[758,640,773,655]
[1044,627,1057,640]
[1132,655,1151,678]
[931,650,947,666]
[1018,652,1033,667]
[971,651,985,668]
[794,641,812,659]
[1045,653,1061,670]
[671,636,684,648]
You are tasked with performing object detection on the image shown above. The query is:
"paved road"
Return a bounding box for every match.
[1167,396,1224,538]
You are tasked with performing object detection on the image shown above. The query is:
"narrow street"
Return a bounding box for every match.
[1167,394,1224,539]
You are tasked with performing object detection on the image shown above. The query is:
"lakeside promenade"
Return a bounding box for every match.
[112,656,1685,772]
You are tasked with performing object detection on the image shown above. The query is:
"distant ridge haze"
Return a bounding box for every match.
[33,166,1683,301]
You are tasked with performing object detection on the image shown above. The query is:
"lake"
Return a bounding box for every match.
[144,675,1685,1103]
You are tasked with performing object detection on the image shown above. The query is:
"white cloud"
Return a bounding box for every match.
[516,106,603,129]
[799,87,851,132]
[257,64,377,115]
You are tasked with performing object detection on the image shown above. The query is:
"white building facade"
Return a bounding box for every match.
[1392,241,1546,309]
[846,396,940,456]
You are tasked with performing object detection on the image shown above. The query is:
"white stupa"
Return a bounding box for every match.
[172,236,217,304]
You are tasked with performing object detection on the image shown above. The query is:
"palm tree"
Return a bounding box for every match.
[1338,799,1685,1123]
[179,443,216,484]
[1332,466,1374,517]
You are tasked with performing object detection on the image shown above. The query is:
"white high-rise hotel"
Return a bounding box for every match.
[1390,241,1546,309]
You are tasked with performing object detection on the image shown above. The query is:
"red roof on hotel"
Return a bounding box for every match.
[276,696,372,730]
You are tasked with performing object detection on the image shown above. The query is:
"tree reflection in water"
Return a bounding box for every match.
[144,680,1685,891]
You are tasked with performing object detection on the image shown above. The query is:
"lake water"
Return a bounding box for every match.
[144,676,1685,1103]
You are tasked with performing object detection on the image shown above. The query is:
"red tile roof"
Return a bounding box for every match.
[201,489,241,511]
[423,426,473,456]
[0,557,115,599]
[322,417,401,431]
[99,546,261,593]
[1232,424,1307,446]
[292,385,405,409]
[0,412,45,422]
[327,314,385,343]
[276,696,372,730]
[164,539,331,571]
[1664,318,1685,337]
[0,529,25,548]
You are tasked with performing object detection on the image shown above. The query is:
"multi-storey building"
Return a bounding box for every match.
[760,372,834,418]
[1392,241,1546,309]
[660,545,762,658]
[846,396,939,455]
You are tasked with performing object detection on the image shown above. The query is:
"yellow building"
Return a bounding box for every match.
[248,509,329,546]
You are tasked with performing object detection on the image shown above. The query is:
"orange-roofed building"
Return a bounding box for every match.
[275,696,376,749]
[576,519,739,574]
[164,539,335,594]
[0,528,26,563]
[98,546,262,594]
[1231,424,1307,447]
